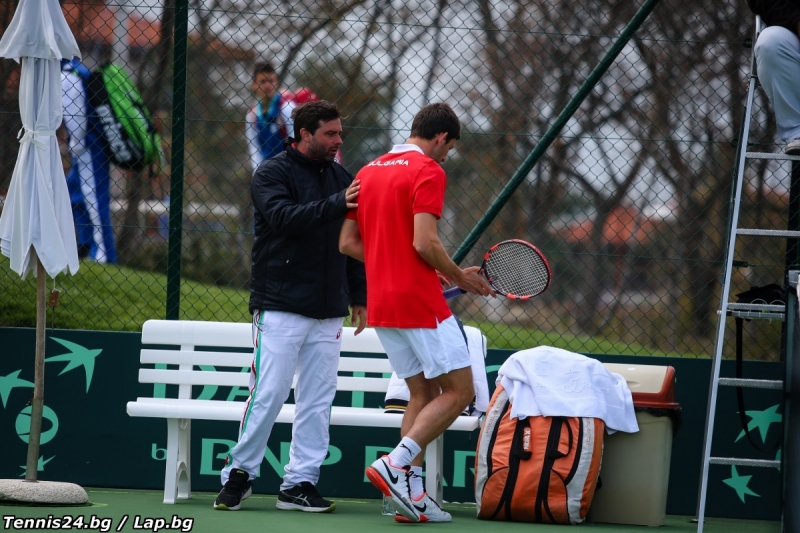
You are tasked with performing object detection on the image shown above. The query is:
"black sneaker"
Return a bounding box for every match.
[276,482,336,513]
[786,138,800,156]
[213,469,252,510]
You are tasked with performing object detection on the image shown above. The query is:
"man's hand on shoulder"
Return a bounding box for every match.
[345,178,360,208]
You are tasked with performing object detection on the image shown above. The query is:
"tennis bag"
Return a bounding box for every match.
[475,384,604,524]
[86,63,161,170]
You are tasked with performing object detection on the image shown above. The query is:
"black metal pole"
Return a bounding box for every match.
[165,0,189,320]
[784,271,800,533]
[786,163,800,272]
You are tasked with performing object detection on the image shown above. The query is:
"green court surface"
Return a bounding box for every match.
[0,489,780,533]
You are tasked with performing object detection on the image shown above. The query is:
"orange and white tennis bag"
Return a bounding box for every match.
[475,383,604,524]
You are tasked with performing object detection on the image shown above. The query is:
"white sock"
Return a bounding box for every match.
[388,436,421,467]
[409,466,424,499]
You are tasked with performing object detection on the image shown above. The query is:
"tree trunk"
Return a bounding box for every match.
[146,0,176,112]
[116,169,145,264]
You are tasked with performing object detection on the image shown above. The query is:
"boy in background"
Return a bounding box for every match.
[245,62,295,173]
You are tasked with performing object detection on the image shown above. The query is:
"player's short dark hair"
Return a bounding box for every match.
[410,103,461,142]
[291,101,341,138]
[253,61,276,79]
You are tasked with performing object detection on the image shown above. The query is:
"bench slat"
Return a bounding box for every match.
[142,320,387,354]
[139,368,247,387]
[336,357,392,373]
[330,406,479,430]
[140,351,393,375]
[138,369,391,392]
[142,321,253,348]
[141,349,253,367]
[128,398,248,422]
[336,376,389,392]
[340,328,386,353]
[127,398,480,431]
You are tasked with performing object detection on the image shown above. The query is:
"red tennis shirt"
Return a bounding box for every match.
[347,145,452,328]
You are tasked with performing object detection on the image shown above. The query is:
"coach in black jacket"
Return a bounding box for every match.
[214,101,366,514]
[249,132,366,318]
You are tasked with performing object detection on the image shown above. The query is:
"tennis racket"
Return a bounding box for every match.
[443,239,552,300]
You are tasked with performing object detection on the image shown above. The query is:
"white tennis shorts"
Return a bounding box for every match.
[375,316,471,379]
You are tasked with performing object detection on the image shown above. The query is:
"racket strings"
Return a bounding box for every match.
[484,243,549,297]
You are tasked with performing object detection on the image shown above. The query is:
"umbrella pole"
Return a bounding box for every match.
[24,251,46,482]
[0,252,86,504]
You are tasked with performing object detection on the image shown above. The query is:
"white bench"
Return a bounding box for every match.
[126,319,481,505]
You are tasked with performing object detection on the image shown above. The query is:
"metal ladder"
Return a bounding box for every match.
[694,16,800,532]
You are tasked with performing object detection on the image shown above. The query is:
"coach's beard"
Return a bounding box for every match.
[307,141,338,162]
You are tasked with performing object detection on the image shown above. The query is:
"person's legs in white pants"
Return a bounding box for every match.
[755,26,800,144]
[220,310,312,485]
[281,317,343,490]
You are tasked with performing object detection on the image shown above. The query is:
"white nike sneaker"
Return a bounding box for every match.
[365,456,420,522]
[394,493,452,523]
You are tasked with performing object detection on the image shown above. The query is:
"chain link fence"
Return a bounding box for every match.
[0,0,794,359]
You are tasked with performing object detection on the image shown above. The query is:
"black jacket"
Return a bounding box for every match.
[249,143,367,318]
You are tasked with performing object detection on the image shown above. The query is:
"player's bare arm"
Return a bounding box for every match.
[412,213,495,297]
[339,218,364,261]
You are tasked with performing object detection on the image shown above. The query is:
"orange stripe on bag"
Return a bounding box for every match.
[475,384,604,524]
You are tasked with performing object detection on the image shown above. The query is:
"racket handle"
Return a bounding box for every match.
[443,287,467,299]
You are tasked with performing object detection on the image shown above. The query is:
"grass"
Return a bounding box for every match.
[0,260,706,357]
[469,320,709,357]
[0,260,250,332]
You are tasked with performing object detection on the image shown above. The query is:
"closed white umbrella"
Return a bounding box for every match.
[0,0,87,503]
[0,0,80,277]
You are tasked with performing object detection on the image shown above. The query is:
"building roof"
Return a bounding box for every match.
[63,1,160,49]
[61,0,253,60]
[556,205,658,247]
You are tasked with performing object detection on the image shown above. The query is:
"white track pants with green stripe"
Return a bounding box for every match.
[220,309,344,490]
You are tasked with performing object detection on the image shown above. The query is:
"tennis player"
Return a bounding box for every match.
[339,103,495,522]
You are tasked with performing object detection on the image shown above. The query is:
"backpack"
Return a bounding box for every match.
[475,383,604,524]
[85,63,161,171]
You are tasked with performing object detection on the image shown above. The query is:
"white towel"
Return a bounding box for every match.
[465,326,490,414]
[384,325,490,416]
[498,346,638,434]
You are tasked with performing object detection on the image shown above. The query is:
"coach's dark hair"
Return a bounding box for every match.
[291,100,341,138]
[253,61,276,79]
[410,103,461,142]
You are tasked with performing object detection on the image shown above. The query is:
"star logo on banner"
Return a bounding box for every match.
[722,465,760,503]
[735,404,782,443]
[0,370,34,408]
[45,338,103,393]
[19,455,55,477]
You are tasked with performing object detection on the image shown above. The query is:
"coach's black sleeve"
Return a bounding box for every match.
[252,161,348,236]
[346,256,367,307]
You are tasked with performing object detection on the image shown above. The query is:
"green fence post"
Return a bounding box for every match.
[452,0,661,265]
[166,0,189,320]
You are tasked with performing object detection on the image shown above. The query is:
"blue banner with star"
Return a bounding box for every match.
[0,327,784,520]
